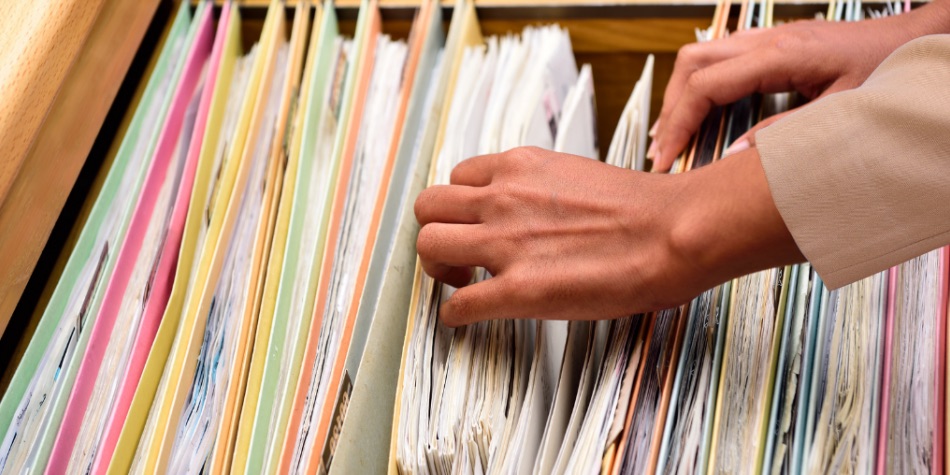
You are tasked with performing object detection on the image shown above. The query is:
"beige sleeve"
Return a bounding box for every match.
[756,34,950,289]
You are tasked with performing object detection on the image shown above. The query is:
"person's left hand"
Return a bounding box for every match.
[414,146,803,326]
[649,2,950,171]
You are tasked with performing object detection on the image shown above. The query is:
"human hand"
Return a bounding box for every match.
[651,2,950,171]
[415,146,804,326]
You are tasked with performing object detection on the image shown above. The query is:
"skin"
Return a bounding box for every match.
[416,1,950,327]
[651,0,950,170]
[416,146,801,326]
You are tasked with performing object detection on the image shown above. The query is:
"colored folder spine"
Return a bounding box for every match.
[91,5,232,473]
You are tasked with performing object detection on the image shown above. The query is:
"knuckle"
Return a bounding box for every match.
[771,28,813,53]
[684,68,709,93]
[676,43,702,66]
[486,182,519,216]
[522,146,547,167]
[497,149,520,167]
[519,145,545,156]
[507,146,543,169]
[449,162,468,184]
[468,186,488,211]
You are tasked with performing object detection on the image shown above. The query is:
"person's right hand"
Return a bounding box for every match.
[650,2,950,171]
[414,146,804,326]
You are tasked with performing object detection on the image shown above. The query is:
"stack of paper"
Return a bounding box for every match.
[708,267,791,474]
[48,5,217,473]
[283,30,410,475]
[233,6,349,475]
[615,308,686,473]
[0,5,206,473]
[3,1,949,474]
[801,271,886,473]
[655,286,727,474]
[125,2,295,473]
[392,21,596,474]
[390,2,950,475]
[880,249,948,473]
[605,56,652,172]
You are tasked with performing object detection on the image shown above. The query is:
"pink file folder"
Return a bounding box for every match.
[934,246,949,475]
[45,7,217,474]
[875,247,949,475]
[876,265,898,475]
[89,6,234,474]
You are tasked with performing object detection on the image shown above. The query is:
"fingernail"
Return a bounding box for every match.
[723,139,750,157]
[647,140,658,159]
[649,120,660,137]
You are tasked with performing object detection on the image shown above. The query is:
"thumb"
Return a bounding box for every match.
[722,107,798,157]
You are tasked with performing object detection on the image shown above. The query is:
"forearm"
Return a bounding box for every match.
[669,149,804,288]
[903,0,950,36]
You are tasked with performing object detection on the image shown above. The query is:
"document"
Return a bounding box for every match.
[257,1,382,472]
[707,266,790,474]
[879,249,947,473]
[803,269,885,473]
[43,7,216,474]
[125,2,284,473]
[4,2,948,475]
[0,5,201,474]
[230,3,343,474]
[286,28,411,475]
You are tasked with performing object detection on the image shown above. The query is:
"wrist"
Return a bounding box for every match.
[898,1,950,37]
[669,148,804,286]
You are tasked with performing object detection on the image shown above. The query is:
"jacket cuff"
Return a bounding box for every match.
[755,36,950,288]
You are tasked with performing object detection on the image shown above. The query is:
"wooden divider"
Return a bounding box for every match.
[0,0,160,336]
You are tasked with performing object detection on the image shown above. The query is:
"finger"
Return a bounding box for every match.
[657,36,766,142]
[415,185,484,227]
[427,265,473,289]
[657,50,800,169]
[731,26,770,38]
[417,223,495,268]
[417,223,497,286]
[722,108,799,157]
[439,276,515,326]
[450,153,510,186]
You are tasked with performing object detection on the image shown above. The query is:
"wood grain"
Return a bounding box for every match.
[0,0,160,335]
[0,3,177,394]
[482,18,701,52]
[0,0,107,208]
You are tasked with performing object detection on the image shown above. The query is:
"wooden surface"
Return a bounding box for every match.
[0,0,160,335]
[0,1,107,208]
[0,3,176,394]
